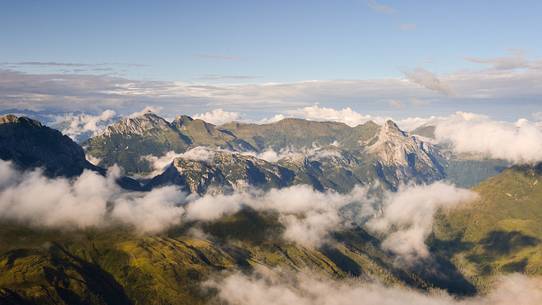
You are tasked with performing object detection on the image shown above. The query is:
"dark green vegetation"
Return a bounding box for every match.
[432,165,542,290]
[0,210,473,305]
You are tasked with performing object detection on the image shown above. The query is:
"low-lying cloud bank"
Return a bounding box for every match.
[0,159,476,255]
[433,112,542,164]
[0,159,370,245]
[367,182,477,263]
[207,268,542,305]
[24,103,542,165]
[185,185,372,247]
[51,109,117,141]
[144,145,345,176]
[0,161,185,233]
[193,108,241,125]
[143,147,217,177]
[271,106,542,164]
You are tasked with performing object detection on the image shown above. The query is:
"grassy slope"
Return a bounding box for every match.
[0,211,427,305]
[432,166,542,290]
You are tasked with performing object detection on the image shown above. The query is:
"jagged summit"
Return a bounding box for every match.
[367,119,432,166]
[172,114,195,127]
[102,112,172,136]
[149,149,293,194]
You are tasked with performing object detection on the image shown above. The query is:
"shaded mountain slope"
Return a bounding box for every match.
[432,165,542,290]
[0,114,99,177]
[0,209,449,305]
[148,150,295,194]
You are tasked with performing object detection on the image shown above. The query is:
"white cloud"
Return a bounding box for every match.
[0,157,482,256]
[434,112,542,164]
[403,68,453,95]
[288,105,384,127]
[110,185,186,233]
[2,62,542,118]
[258,113,287,124]
[207,268,542,305]
[185,185,373,247]
[279,105,439,131]
[143,147,217,177]
[193,108,241,125]
[51,109,117,141]
[0,160,185,233]
[0,159,377,246]
[367,182,477,263]
[128,106,162,118]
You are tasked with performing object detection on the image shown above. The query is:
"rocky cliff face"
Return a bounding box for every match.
[365,120,446,188]
[148,150,295,194]
[0,114,98,177]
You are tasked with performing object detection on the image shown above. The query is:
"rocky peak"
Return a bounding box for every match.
[102,112,171,136]
[172,115,216,133]
[148,150,294,194]
[171,115,194,128]
[383,120,407,136]
[366,120,433,167]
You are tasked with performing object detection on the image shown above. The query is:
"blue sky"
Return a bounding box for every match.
[2,0,541,81]
[1,0,541,120]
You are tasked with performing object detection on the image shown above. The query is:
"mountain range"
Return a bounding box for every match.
[0,112,538,305]
[82,111,505,193]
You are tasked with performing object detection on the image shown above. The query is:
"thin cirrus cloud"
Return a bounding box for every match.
[195,74,261,81]
[367,0,396,14]
[464,50,535,70]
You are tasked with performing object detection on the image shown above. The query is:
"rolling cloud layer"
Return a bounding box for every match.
[0,159,476,254]
[207,268,542,305]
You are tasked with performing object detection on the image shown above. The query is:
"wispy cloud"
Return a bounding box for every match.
[195,74,260,81]
[367,0,396,14]
[1,61,147,68]
[465,50,534,70]
[403,67,453,95]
